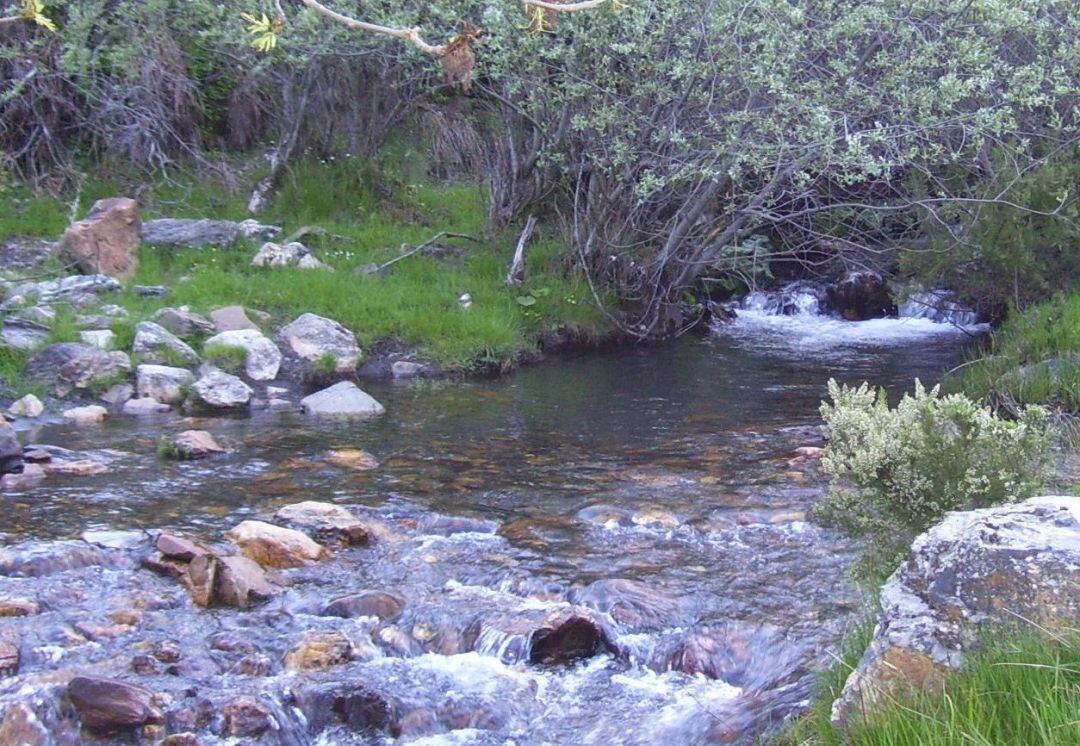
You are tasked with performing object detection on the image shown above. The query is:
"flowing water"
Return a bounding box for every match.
[0,304,984,744]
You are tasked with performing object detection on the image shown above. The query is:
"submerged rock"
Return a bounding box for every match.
[227,520,329,568]
[221,696,276,738]
[0,702,49,745]
[301,381,385,418]
[67,675,161,731]
[833,495,1080,724]
[574,578,686,631]
[472,608,613,665]
[0,641,18,677]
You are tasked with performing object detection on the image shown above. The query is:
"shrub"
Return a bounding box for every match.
[814,379,1053,551]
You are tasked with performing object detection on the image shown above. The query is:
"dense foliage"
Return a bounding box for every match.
[1,1,1077,331]
[815,379,1053,553]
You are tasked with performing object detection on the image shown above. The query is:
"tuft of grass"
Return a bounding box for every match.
[780,627,1080,746]
[312,351,340,377]
[951,292,1080,412]
[45,308,81,345]
[203,343,247,374]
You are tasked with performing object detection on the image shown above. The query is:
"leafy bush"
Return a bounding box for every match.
[815,379,1053,548]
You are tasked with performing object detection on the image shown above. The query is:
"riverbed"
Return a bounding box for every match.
[0,314,980,744]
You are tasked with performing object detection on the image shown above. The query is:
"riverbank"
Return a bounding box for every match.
[0,159,613,399]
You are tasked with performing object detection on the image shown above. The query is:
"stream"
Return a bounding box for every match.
[0,303,984,744]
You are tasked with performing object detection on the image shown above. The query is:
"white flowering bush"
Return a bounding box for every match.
[815,379,1053,544]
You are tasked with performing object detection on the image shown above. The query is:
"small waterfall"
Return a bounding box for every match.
[899,289,980,326]
[740,282,828,317]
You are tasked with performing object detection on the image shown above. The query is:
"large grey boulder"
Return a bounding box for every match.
[26,343,131,397]
[135,364,195,405]
[132,321,200,367]
[141,218,279,248]
[300,381,385,419]
[278,313,361,376]
[191,371,252,409]
[203,329,281,381]
[833,495,1080,724]
[152,306,215,337]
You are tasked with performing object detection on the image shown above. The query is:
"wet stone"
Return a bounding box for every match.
[160,732,201,746]
[155,532,211,562]
[323,591,405,621]
[221,696,276,738]
[68,675,161,731]
[274,501,370,545]
[229,653,272,677]
[0,641,18,677]
[165,430,227,460]
[295,682,392,736]
[0,702,49,746]
[0,597,39,616]
[284,631,355,670]
[226,519,329,568]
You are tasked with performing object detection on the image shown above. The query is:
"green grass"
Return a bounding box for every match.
[951,292,1080,412]
[779,628,1080,746]
[1,157,612,374]
[203,342,247,374]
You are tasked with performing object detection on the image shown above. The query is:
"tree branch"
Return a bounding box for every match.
[297,0,446,57]
[522,0,612,11]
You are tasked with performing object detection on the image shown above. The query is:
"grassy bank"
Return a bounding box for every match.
[949,292,1080,413]
[0,158,613,391]
[780,628,1080,745]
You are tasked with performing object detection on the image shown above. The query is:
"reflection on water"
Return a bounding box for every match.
[0,326,978,744]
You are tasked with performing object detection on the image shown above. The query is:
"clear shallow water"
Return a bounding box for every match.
[0,317,980,744]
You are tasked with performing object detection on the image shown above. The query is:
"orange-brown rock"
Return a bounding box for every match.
[61,197,141,280]
[226,520,329,569]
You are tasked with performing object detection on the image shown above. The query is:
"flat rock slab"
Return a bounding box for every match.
[301,381,385,419]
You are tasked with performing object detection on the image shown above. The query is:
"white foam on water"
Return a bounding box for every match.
[717,309,987,352]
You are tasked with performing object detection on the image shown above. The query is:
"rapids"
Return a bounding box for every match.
[0,305,984,744]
